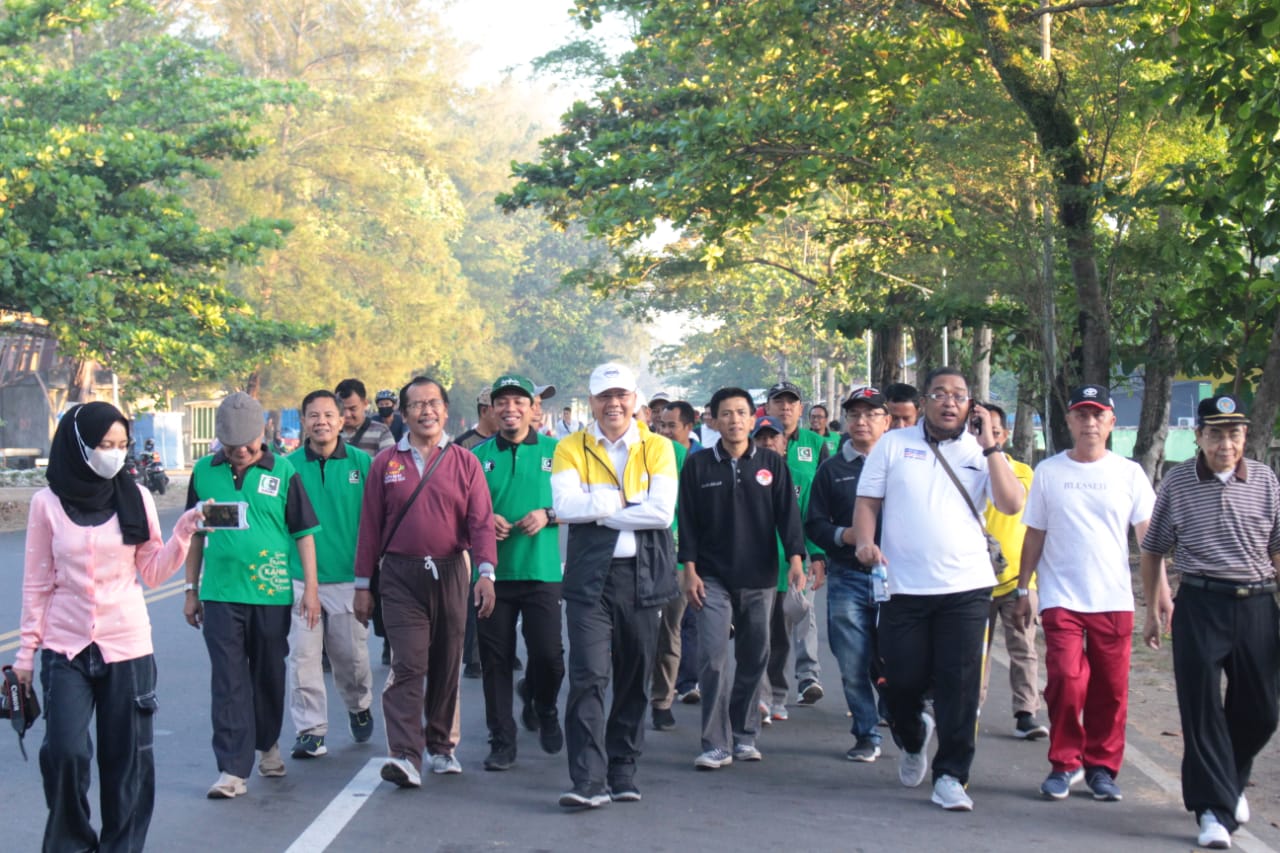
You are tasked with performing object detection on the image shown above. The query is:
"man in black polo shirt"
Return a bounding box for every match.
[678,388,805,770]
[1140,394,1280,850]
[805,386,891,762]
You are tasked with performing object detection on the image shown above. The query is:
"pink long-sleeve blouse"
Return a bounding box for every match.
[16,486,198,670]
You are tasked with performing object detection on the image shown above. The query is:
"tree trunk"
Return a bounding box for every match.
[912,324,941,383]
[1013,389,1038,463]
[65,358,97,404]
[1246,311,1280,463]
[872,323,904,390]
[1132,300,1175,483]
[244,371,261,399]
[973,323,992,402]
[825,363,836,413]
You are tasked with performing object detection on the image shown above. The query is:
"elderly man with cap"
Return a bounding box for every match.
[1139,394,1280,850]
[455,387,500,451]
[805,387,891,762]
[1014,384,1155,803]
[183,392,322,799]
[472,374,566,771]
[550,362,678,807]
[763,381,829,709]
[679,397,805,770]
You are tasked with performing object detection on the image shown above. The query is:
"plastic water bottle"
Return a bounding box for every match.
[871,563,890,602]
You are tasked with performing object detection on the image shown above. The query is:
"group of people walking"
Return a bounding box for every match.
[13,362,1279,852]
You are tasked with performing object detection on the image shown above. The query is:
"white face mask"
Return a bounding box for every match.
[86,448,126,480]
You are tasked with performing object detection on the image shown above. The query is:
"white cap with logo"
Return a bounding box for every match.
[588,363,638,396]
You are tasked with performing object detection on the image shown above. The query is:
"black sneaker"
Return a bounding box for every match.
[1014,712,1050,740]
[652,706,676,731]
[291,733,327,758]
[609,780,641,802]
[539,710,565,755]
[517,678,539,732]
[845,738,881,763]
[349,709,374,743]
[483,741,516,771]
[559,784,610,808]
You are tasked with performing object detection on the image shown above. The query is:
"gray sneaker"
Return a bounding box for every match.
[898,712,935,788]
[931,774,973,811]
[732,743,762,762]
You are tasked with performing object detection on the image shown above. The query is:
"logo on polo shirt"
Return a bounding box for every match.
[385,459,406,484]
[483,460,495,473]
[904,448,927,460]
[348,471,361,484]
[756,469,773,486]
[258,475,280,497]
[542,457,553,472]
[797,447,813,462]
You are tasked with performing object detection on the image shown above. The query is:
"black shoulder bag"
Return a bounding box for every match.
[927,442,1007,579]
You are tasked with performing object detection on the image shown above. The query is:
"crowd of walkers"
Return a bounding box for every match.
[14,365,1278,852]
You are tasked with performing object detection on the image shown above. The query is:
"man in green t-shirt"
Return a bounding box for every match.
[472,375,565,771]
[285,390,375,761]
[183,392,321,800]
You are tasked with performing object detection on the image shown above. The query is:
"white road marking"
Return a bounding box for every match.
[283,757,386,853]
[989,645,1276,853]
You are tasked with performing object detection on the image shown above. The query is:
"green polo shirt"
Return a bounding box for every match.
[472,431,561,583]
[287,439,371,585]
[777,426,829,590]
[188,448,321,605]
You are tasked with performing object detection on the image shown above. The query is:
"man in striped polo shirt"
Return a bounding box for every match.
[1140,394,1280,851]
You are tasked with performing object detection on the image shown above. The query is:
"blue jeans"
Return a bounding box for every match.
[825,567,881,744]
[39,645,158,853]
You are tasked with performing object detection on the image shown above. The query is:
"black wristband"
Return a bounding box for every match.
[982,446,1001,457]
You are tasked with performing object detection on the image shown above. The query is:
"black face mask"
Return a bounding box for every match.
[377,406,394,418]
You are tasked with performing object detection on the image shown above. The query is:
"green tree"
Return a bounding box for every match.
[0,1,319,400]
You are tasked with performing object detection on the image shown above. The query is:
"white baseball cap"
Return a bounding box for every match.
[588,363,638,396]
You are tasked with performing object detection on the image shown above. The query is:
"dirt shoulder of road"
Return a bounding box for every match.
[0,475,190,532]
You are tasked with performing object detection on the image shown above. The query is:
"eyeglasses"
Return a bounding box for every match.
[926,392,970,404]
[844,411,885,422]
[406,399,446,414]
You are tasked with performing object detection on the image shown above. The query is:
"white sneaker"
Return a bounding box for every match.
[898,712,935,788]
[931,774,974,811]
[1236,794,1250,825]
[257,744,286,777]
[1197,813,1232,849]
[732,743,762,762]
[694,748,733,770]
[429,753,463,775]
[380,757,422,788]
[206,772,247,799]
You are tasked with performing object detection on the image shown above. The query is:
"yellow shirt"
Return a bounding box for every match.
[984,453,1034,598]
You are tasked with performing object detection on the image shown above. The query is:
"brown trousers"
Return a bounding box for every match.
[380,552,468,769]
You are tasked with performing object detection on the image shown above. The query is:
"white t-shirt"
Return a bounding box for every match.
[857,423,995,595]
[1020,450,1155,613]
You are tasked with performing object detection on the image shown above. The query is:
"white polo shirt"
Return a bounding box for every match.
[857,423,995,595]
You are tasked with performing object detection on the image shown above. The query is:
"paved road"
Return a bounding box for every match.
[1,513,1277,852]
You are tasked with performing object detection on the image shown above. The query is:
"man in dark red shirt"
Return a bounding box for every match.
[353,377,498,788]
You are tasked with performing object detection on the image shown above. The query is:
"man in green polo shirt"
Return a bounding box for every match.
[285,390,375,760]
[763,382,829,710]
[472,374,565,771]
[183,392,322,800]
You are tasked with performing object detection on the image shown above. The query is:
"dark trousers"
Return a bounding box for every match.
[1173,584,1280,832]
[765,589,792,705]
[477,580,565,747]
[39,646,157,853]
[565,558,660,791]
[380,552,468,768]
[202,601,291,779]
[463,580,480,668]
[676,604,699,694]
[878,587,990,784]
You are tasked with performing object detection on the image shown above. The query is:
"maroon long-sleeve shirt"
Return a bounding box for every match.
[354,439,497,586]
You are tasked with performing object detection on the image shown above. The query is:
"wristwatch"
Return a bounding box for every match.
[1014,587,1030,598]
[544,507,557,523]
[982,446,1001,457]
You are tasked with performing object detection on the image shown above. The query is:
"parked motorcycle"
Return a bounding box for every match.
[137,438,169,495]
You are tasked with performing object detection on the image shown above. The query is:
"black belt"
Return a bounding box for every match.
[1179,574,1278,598]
